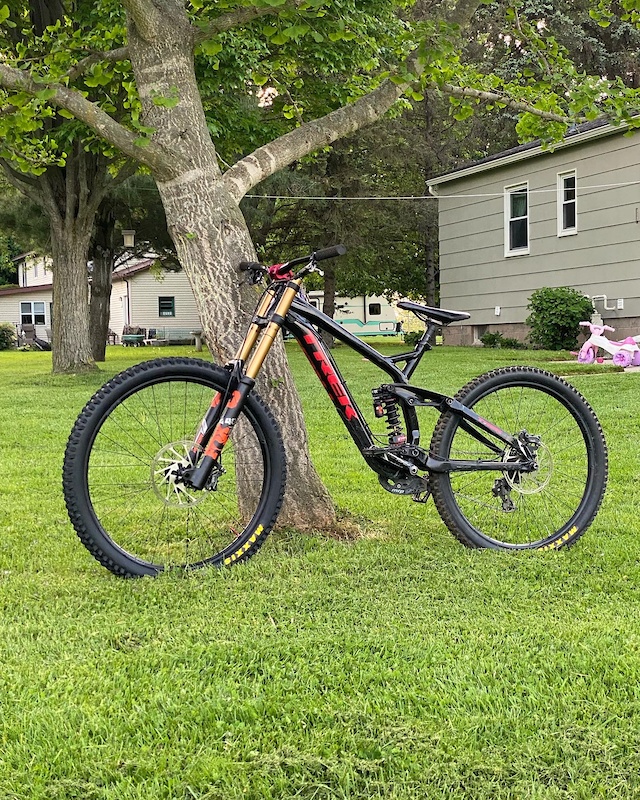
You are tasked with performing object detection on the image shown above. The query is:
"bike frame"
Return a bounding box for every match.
[186,264,536,491]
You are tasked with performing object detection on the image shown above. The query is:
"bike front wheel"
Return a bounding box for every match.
[429,367,607,550]
[63,358,286,576]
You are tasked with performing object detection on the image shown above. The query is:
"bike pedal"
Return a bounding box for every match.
[412,489,431,504]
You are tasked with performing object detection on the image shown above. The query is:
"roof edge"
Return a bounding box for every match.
[428,120,627,187]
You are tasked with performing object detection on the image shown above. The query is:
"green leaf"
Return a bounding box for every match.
[0,5,9,23]
[35,88,57,101]
[283,24,310,39]
[200,40,222,56]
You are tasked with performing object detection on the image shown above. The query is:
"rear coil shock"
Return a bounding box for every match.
[372,387,406,445]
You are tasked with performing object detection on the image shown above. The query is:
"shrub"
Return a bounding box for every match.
[479,331,527,349]
[403,330,423,347]
[0,322,16,350]
[526,287,594,351]
[480,331,505,348]
[501,336,527,350]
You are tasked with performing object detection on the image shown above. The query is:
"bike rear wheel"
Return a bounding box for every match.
[429,367,607,550]
[63,358,286,576]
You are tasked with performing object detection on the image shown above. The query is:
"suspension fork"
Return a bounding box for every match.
[186,279,302,490]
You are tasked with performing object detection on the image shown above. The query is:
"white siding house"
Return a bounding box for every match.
[0,254,54,340]
[0,256,203,344]
[111,260,202,337]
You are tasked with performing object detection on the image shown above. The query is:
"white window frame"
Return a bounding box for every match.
[557,170,577,237]
[20,301,46,325]
[504,182,530,257]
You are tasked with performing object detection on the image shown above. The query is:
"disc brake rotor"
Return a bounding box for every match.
[504,441,553,495]
[151,440,207,507]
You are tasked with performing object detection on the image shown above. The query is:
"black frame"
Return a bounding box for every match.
[187,261,538,492]
[285,294,532,479]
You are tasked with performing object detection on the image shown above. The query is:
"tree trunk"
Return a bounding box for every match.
[90,204,117,361]
[50,219,96,373]
[89,253,112,362]
[321,261,337,349]
[127,8,336,530]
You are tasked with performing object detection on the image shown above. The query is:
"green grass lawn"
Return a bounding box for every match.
[1,342,639,799]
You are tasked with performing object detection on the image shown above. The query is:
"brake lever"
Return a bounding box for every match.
[238,261,267,286]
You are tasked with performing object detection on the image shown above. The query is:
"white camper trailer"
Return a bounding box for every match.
[307,292,400,337]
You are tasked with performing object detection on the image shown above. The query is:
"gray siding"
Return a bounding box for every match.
[435,130,640,334]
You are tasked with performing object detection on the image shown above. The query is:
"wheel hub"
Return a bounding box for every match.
[151,440,209,506]
[503,438,553,495]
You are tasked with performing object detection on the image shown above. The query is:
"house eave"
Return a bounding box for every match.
[427,121,627,189]
[0,283,53,296]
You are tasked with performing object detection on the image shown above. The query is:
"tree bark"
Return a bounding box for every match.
[126,3,336,529]
[321,261,337,349]
[89,204,117,361]
[50,217,96,373]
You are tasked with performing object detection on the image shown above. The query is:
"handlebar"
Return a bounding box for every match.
[579,321,615,334]
[238,245,347,282]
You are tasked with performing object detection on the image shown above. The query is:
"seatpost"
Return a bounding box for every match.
[402,320,438,379]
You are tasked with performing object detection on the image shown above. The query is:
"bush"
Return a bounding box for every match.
[480,331,504,348]
[480,331,527,349]
[0,322,16,350]
[403,330,423,347]
[526,287,594,351]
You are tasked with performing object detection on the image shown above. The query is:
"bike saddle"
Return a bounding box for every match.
[397,300,470,326]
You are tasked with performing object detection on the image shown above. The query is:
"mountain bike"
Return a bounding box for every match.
[63,246,608,577]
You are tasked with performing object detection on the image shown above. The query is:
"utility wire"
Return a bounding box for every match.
[245,180,640,201]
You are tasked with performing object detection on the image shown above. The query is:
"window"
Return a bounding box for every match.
[558,171,577,236]
[158,296,175,317]
[368,303,381,316]
[504,184,529,256]
[20,301,45,325]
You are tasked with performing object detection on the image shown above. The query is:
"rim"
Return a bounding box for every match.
[444,382,591,547]
[84,376,269,569]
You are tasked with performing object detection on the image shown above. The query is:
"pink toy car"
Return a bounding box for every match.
[577,321,640,367]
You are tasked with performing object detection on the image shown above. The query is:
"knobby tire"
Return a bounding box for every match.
[63,358,286,576]
[429,367,607,550]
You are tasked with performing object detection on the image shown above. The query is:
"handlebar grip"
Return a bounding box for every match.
[314,244,347,262]
[238,261,264,271]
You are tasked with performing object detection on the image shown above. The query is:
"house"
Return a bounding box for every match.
[109,259,202,341]
[427,120,640,345]
[0,256,203,344]
[0,254,54,340]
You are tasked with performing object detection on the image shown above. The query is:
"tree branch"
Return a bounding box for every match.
[440,83,574,123]
[67,47,129,82]
[0,63,182,181]
[444,0,484,27]
[220,0,489,200]
[222,77,409,201]
[0,160,45,208]
[194,2,303,45]
[122,0,164,43]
